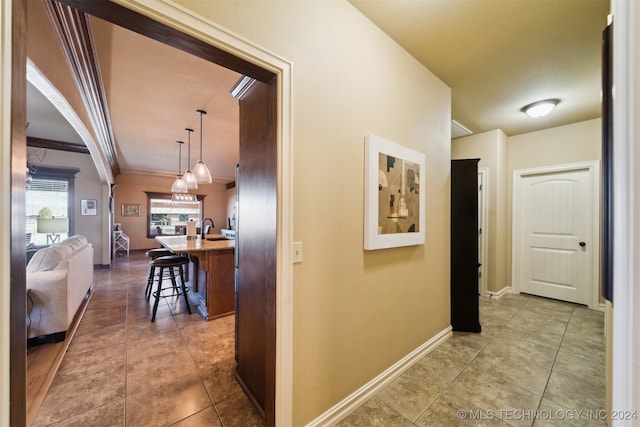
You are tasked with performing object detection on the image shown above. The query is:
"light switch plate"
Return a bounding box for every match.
[292,242,303,263]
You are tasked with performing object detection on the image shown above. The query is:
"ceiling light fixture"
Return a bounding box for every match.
[521,98,560,118]
[170,140,188,194]
[193,109,213,183]
[183,128,198,189]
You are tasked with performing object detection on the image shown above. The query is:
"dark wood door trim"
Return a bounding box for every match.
[54,0,276,84]
[43,0,120,176]
[235,77,278,426]
[10,0,28,425]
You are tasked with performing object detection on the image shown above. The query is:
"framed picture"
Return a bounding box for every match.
[364,134,426,250]
[122,203,141,217]
[81,199,97,216]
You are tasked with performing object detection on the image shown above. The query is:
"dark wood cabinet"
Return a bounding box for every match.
[451,159,481,332]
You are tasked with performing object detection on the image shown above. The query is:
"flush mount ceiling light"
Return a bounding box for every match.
[521,98,560,118]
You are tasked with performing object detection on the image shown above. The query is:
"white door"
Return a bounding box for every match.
[517,167,593,305]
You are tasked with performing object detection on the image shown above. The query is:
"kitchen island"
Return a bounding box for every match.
[155,235,235,320]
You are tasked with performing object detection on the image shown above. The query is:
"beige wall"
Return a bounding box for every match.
[113,172,228,250]
[452,130,509,292]
[507,118,602,285]
[172,1,452,424]
[451,119,601,295]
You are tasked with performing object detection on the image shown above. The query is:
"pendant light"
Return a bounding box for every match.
[193,109,213,183]
[170,140,188,194]
[183,128,198,189]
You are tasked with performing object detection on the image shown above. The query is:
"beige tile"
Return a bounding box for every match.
[215,392,266,427]
[126,347,200,396]
[336,396,411,426]
[171,406,223,427]
[471,350,551,395]
[543,371,605,411]
[40,398,124,427]
[534,398,607,427]
[522,296,575,314]
[447,365,541,427]
[507,311,567,337]
[551,350,605,388]
[126,377,212,427]
[375,372,444,422]
[414,390,512,426]
[412,347,467,387]
[33,368,125,426]
[196,358,242,404]
[479,337,557,370]
[54,342,126,386]
[126,322,185,364]
[500,322,564,350]
[558,334,605,361]
[436,332,491,364]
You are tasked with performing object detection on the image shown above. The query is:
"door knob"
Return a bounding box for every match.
[579,241,586,247]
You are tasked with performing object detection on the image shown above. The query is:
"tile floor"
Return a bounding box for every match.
[33,251,606,427]
[337,293,606,426]
[32,250,264,427]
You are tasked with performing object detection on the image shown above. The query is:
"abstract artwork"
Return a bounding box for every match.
[364,134,425,250]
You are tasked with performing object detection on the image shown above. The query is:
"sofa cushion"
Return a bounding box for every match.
[59,236,86,253]
[26,244,73,273]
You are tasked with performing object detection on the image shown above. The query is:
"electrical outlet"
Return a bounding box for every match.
[292,242,303,263]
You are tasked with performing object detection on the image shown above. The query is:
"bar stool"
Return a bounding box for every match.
[150,255,191,322]
[145,248,173,300]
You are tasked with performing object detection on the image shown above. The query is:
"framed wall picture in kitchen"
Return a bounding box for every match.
[122,203,141,217]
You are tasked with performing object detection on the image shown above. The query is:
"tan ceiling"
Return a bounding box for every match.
[26,0,610,180]
[349,0,609,136]
[90,16,242,182]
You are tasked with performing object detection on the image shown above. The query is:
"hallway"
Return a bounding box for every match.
[31,251,605,426]
[338,293,606,426]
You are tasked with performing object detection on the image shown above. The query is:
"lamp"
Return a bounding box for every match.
[171,141,188,194]
[521,98,560,118]
[37,217,68,245]
[183,128,198,190]
[193,109,213,183]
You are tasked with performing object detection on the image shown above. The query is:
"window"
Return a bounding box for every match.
[145,192,204,238]
[26,166,78,247]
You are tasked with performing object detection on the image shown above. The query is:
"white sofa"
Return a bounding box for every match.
[26,235,94,343]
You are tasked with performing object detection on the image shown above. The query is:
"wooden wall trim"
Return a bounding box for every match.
[27,136,90,154]
[10,0,28,425]
[54,0,276,84]
[43,0,120,176]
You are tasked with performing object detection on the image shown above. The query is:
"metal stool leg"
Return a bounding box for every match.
[145,264,156,300]
[151,266,164,322]
[178,265,191,314]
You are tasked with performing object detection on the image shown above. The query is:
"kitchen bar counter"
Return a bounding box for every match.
[155,235,234,253]
[156,235,235,320]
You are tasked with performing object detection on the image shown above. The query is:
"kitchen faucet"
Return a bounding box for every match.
[201,217,214,239]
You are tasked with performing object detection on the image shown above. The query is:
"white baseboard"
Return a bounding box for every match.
[486,286,513,299]
[305,326,453,427]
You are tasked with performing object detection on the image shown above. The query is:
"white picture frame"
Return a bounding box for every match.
[364,134,426,250]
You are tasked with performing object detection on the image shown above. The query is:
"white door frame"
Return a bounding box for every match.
[478,168,488,297]
[511,161,600,310]
[611,0,640,420]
